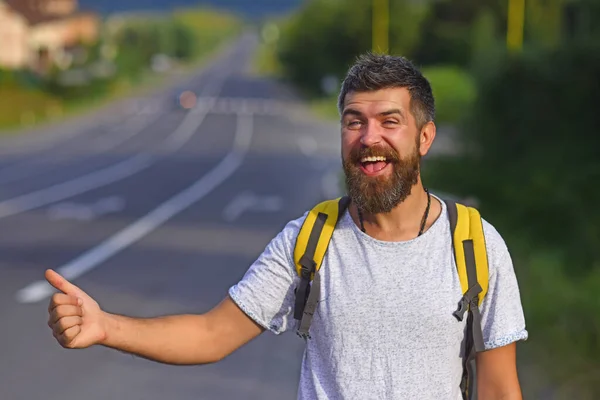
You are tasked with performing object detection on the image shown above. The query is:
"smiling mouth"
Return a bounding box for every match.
[359,156,390,175]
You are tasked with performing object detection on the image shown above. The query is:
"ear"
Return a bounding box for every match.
[418,121,436,157]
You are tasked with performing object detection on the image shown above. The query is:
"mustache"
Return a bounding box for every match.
[349,145,400,163]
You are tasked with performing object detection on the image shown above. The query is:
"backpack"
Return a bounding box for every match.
[292,195,489,400]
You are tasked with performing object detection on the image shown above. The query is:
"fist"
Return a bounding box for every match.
[46,269,107,349]
[48,292,84,348]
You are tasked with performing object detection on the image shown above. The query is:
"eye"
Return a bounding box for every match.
[383,119,398,126]
[347,120,362,128]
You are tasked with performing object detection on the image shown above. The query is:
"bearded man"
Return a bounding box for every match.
[45,53,528,400]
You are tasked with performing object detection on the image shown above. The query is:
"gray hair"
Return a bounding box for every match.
[337,53,435,129]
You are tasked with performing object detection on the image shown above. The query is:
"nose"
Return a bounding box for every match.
[360,122,382,147]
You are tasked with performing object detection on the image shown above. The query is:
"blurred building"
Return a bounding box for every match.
[0,0,100,72]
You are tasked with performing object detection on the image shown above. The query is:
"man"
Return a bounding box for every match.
[46,53,528,399]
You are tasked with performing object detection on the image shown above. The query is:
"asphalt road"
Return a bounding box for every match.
[0,32,343,400]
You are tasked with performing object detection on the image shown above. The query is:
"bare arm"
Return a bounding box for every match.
[46,269,264,365]
[476,343,523,400]
[102,296,264,365]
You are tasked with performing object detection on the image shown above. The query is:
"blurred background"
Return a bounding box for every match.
[0,0,598,399]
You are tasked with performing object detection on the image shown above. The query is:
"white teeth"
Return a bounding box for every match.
[361,156,387,163]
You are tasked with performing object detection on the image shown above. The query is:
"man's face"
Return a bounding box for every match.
[340,87,423,214]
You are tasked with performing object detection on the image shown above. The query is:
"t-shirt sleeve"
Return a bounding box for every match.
[479,219,529,350]
[228,213,306,335]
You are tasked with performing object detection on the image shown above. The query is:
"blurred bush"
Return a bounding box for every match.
[269,0,501,125]
[437,41,600,270]
[423,39,600,396]
[421,65,476,125]
[412,0,506,68]
[110,18,191,82]
[173,7,242,60]
[100,7,241,85]
[275,0,428,97]
[0,70,63,130]
[0,7,242,131]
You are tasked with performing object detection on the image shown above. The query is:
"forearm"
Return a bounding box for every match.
[476,343,522,400]
[478,385,522,400]
[101,312,221,365]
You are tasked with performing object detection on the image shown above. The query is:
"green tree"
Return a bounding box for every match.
[276,0,428,96]
[527,0,565,48]
[432,41,600,269]
[424,40,600,395]
[412,0,506,68]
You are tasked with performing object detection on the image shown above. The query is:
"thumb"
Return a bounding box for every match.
[45,269,86,298]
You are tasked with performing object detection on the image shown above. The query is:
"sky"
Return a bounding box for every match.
[79,0,303,17]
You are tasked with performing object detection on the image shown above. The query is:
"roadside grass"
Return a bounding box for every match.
[0,7,243,134]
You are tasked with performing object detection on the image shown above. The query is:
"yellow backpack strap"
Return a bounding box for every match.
[293,196,351,339]
[445,199,489,400]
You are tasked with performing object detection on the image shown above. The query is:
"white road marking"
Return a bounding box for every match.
[91,113,160,152]
[0,113,161,186]
[0,111,130,155]
[222,191,283,222]
[0,68,231,219]
[47,196,126,221]
[192,96,298,116]
[138,100,163,115]
[16,111,254,304]
[0,154,153,219]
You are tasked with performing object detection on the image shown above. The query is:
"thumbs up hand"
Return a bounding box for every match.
[46,269,108,349]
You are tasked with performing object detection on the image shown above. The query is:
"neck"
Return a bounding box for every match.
[352,181,441,241]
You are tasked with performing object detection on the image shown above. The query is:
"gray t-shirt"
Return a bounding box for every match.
[229,196,528,399]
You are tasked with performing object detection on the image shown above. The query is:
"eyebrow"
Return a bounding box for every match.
[341,108,362,119]
[341,108,404,119]
[378,108,403,117]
